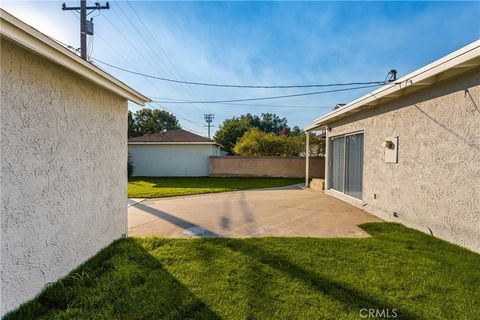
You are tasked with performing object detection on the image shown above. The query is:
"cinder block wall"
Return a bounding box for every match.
[1,39,128,314]
[209,156,325,178]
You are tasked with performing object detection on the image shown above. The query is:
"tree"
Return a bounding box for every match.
[308,133,326,157]
[290,126,303,136]
[285,134,305,156]
[214,113,291,154]
[233,128,304,157]
[285,126,325,156]
[251,113,288,134]
[232,128,325,157]
[128,111,138,137]
[213,115,254,154]
[129,108,180,137]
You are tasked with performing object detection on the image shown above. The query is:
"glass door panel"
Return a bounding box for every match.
[345,134,364,199]
[331,136,345,192]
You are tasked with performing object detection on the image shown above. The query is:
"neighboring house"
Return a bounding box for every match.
[0,10,150,315]
[305,40,480,252]
[128,129,224,176]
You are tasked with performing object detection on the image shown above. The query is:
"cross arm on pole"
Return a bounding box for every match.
[62,2,109,10]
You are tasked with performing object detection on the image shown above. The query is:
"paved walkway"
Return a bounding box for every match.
[128,186,382,238]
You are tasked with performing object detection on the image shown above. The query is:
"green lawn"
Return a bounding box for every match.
[128,177,304,198]
[6,223,479,320]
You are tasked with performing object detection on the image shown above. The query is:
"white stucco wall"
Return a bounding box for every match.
[325,68,480,252]
[1,39,128,315]
[129,144,221,176]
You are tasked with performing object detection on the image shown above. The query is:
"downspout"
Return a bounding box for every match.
[305,131,310,187]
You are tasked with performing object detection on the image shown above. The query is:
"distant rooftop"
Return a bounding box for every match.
[128,129,215,144]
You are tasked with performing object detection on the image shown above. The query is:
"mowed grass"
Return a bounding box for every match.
[128,177,303,198]
[6,223,479,320]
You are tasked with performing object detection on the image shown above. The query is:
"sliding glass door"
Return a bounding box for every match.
[331,136,345,192]
[345,134,364,199]
[329,133,364,199]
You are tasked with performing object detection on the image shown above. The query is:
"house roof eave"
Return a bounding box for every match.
[0,9,151,106]
[305,40,480,130]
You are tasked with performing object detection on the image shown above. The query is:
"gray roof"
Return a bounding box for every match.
[128,129,214,143]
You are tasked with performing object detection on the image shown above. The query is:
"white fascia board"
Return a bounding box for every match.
[305,123,326,132]
[305,40,480,131]
[0,9,150,106]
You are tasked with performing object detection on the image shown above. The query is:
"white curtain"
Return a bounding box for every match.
[345,134,364,199]
[331,136,345,192]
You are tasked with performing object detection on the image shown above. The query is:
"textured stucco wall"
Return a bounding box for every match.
[209,156,325,178]
[129,144,221,176]
[326,68,480,252]
[1,39,128,315]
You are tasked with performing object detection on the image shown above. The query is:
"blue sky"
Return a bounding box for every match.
[2,1,479,136]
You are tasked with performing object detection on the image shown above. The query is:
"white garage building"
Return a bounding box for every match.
[128,129,223,177]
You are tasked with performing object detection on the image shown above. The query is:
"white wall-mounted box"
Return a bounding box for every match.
[384,136,398,163]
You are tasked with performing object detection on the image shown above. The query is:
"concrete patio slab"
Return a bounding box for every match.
[128,186,382,238]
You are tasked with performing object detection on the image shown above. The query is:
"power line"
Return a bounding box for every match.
[91,58,386,89]
[124,0,212,114]
[55,0,204,134]
[102,11,165,81]
[149,102,205,129]
[98,7,207,133]
[183,102,331,109]
[108,3,211,115]
[55,3,383,131]
[93,19,168,97]
[149,96,343,109]
[93,37,206,132]
[151,84,384,104]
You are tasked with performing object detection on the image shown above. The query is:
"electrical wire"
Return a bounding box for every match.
[214,102,335,109]
[152,84,384,104]
[216,102,332,109]
[87,34,94,59]
[124,0,213,114]
[150,97,335,109]
[56,1,386,132]
[57,0,206,133]
[149,102,205,129]
[109,3,211,115]
[91,58,386,89]
[99,7,208,132]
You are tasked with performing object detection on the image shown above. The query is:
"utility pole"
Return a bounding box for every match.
[204,114,215,139]
[62,1,110,60]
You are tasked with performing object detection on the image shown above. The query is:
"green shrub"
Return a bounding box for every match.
[233,128,305,156]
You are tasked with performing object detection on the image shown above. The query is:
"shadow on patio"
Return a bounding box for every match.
[128,188,382,238]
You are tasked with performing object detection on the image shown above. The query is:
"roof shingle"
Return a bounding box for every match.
[128,129,214,143]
